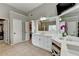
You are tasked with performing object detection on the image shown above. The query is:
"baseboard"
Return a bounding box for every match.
[10,40,29,45]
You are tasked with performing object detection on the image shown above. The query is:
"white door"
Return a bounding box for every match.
[25,22,30,41]
[3,20,9,44]
[13,19,22,44]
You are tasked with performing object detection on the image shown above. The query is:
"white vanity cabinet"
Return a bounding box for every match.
[32,34,52,52]
[39,35,52,51]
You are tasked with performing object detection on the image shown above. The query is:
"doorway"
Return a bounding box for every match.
[0,19,5,44]
[29,21,32,40]
[0,19,5,40]
[25,21,32,42]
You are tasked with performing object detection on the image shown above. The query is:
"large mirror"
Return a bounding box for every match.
[59,16,79,37]
[38,20,57,32]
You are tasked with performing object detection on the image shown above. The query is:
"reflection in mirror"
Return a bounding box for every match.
[60,16,79,37]
[38,20,56,32]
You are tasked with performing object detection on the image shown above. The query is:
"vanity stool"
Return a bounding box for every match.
[51,41,61,56]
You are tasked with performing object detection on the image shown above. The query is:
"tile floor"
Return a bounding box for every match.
[0,40,51,56]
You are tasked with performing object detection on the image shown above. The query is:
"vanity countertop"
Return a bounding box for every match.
[34,33,79,47]
[52,35,79,46]
[34,32,56,37]
[51,35,79,56]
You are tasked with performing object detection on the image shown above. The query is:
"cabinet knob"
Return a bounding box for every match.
[14,32,16,34]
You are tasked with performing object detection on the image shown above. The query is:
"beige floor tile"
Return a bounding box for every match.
[0,40,51,56]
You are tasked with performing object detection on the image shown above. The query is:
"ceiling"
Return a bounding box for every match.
[7,3,43,14]
[60,3,79,17]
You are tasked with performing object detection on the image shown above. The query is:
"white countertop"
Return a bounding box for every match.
[51,35,79,56]
[35,33,79,46]
[34,32,56,37]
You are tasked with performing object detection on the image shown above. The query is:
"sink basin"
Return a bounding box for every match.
[59,37,64,40]
[66,38,72,41]
[64,36,79,42]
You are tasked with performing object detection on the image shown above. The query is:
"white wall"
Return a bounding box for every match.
[28,3,57,20]
[0,4,27,44]
[0,4,27,19]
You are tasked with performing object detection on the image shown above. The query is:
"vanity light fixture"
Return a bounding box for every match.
[59,18,62,21]
[40,17,47,21]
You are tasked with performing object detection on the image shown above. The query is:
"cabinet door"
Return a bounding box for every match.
[44,36,48,49]
[35,35,40,46]
[46,38,52,51]
[32,34,35,44]
[44,36,52,51]
[32,34,39,46]
[39,36,45,48]
[32,35,52,52]
[39,36,52,51]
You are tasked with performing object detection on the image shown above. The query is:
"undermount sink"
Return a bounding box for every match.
[59,37,64,40]
[59,36,74,41]
[66,38,72,41]
[59,36,79,42]
[66,36,79,42]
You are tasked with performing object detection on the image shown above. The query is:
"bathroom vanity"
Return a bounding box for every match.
[31,5,79,55]
[32,19,79,56]
[32,33,52,51]
[32,19,58,52]
[51,35,79,56]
